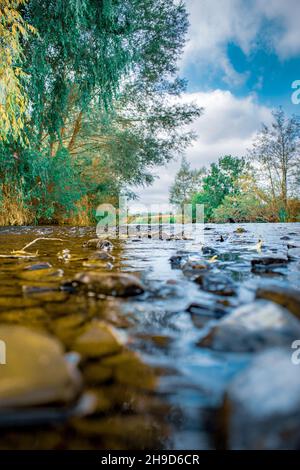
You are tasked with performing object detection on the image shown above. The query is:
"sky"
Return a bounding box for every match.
[133,0,300,208]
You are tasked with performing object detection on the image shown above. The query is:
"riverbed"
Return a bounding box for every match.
[0,223,299,449]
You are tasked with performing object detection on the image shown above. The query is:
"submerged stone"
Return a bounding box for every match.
[72,272,145,297]
[251,255,288,273]
[18,266,64,281]
[182,258,212,275]
[169,254,185,268]
[202,246,219,255]
[256,284,300,318]
[222,349,300,449]
[195,273,235,296]
[83,362,113,384]
[0,325,82,408]
[251,255,288,267]
[0,297,41,310]
[71,321,122,358]
[200,300,300,352]
[187,302,227,328]
[90,251,114,261]
[98,240,114,252]
[101,351,157,390]
[0,307,48,329]
[72,414,165,449]
[82,239,101,249]
[83,239,113,252]
[288,248,300,260]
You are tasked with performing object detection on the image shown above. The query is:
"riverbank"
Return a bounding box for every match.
[0,223,299,449]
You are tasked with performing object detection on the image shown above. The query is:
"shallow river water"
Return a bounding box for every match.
[0,223,299,449]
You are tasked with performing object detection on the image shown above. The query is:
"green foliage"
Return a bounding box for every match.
[169,156,205,207]
[24,0,134,140]
[249,108,300,213]
[0,0,35,144]
[192,155,248,221]
[213,191,268,223]
[0,144,85,222]
[0,0,200,224]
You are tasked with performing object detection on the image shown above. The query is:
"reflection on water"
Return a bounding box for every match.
[0,223,299,449]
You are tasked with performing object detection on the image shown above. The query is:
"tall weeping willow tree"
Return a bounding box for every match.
[25,0,134,147]
[0,0,201,224]
[0,0,35,143]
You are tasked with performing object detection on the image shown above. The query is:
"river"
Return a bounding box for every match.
[0,223,299,449]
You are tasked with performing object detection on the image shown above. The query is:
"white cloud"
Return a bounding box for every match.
[133,89,272,206]
[257,0,300,58]
[182,0,300,83]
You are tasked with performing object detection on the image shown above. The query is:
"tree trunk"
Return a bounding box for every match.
[68,112,83,152]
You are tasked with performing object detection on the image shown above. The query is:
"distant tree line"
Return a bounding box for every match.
[169,109,300,223]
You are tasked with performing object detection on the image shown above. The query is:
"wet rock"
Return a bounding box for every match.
[82,239,114,251]
[82,239,101,249]
[222,349,300,449]
[182,258,212,275]
[83,362,113,384]
[101,351,157,390]
[288,242,300,249]
[72,414,166,449]
[18,265,64,281]
[0,325,82,408]
[136,333,172,349]
[0,297,41,310]
[92,384,169,416]
[57,249,71,261]
[251,254,288,266]
[288,248,300,260]
[71,321,122,358]
[251,255,288,272]
[51,314,87,346]
[0,307,48,329]
[90,251,114,261]
[234,227,247,234]
[98,240,114,251]
[256,284,300,318]
[82,259,113,269]
[169,254,185,268]
[195,273,235,296]
[202,246,219,255]
[22,286,69,303]
[187,302,227,328]
[72,272,145,297]
[25,262,52,270]
[280,236,291,240]
[200,300,300,352]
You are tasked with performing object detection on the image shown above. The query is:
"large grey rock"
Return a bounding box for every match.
[256,284,300,318]
[223,349,300,449]
[200,300,300,352]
